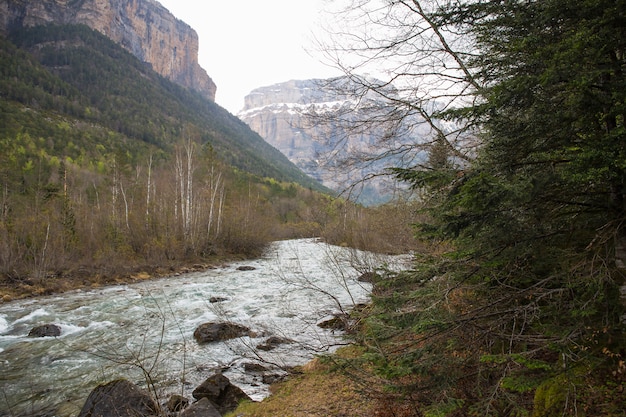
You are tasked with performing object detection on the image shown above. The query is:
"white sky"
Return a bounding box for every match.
[157,0,341,114]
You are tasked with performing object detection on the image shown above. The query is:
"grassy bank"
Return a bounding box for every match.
[225,347,376,417]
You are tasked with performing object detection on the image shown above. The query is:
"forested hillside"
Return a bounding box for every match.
[1,24,322,188]
[0,24,352,298]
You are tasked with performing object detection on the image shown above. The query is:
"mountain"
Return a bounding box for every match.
[0,0,215,101]
[0,21,338,292]
[0,23,325,191]
[238,78,427,204]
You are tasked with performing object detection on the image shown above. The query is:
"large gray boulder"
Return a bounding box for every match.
[193,322,250,344]
[77,379,159,417]
[192,373,252,414]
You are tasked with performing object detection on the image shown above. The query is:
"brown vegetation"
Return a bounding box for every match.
[225,348,376,417]
[321,199,425,255]
[0,136,420,302]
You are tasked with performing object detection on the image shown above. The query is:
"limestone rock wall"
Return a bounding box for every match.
[0,0,216,101]
[239,78,416,204]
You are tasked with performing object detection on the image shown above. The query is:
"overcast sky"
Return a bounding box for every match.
[157,0,341,114]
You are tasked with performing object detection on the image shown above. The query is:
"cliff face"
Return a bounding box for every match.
[0,0,216,101]
[239,78,422,204]
[240,80,336,174]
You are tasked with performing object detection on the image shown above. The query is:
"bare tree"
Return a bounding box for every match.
[308,0,483,194]
[174,136,196,243]
[205,164,224,240]
[145,152,153,227]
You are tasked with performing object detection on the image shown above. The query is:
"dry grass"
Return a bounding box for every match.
[225,349,375,417]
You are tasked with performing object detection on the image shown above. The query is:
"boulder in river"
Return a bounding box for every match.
[192,373,252,414]
[357,271,379,283]
[180,397,221,417]
[237,265,256,271]
[243,362,268,373]
[317,314,349,331]
[28,324,61,337]
[77,379,159,417]
[193,322,250,344]
[256,335,294,351]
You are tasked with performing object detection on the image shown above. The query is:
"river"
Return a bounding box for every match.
[0,238,408,416]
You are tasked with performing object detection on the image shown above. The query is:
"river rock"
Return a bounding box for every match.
[192,373,252,414]
[357,271,378,283]
[243,362,269,373]
[180,398,221,417]
[77,379,159,417]
[262,373,288,384]
[256,336,294,351]
[193,322,250,344]
[28,324,61,337]
[317,314,349,330]
[237,265,256,271]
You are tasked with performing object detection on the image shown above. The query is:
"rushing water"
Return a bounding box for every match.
[0,238,408,417]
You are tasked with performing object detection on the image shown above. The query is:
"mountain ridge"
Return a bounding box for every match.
[239,78,422,204]
[0,0,216,100]
[1,23,325,191]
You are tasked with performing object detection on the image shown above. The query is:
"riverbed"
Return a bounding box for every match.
[0,238,408,416]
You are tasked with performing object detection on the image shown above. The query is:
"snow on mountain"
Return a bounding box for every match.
[238,77,431,204]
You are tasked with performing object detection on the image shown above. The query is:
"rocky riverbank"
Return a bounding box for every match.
[72,347,375,417]
[0,257,240,303]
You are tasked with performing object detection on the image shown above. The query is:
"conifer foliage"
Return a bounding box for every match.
[348,0,626,415]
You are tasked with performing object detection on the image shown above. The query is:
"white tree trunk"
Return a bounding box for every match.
[206,167,223,239]
[175,139,196,242]
[145,153,152,225]
[120,181,130,231]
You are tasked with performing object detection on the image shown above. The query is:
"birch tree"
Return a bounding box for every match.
[205,164,224,240]
[174,137,196,242]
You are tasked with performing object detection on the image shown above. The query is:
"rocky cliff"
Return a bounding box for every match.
[0,0,216,101]
[239,78,425,204]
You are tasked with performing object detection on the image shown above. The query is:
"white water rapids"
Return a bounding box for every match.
[0,238,409,417]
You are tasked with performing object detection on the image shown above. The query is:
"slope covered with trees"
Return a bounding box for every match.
[0,24,352,298]
[1,24,323,188]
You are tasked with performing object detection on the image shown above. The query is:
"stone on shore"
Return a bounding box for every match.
[77,379,159,417]
[192,373,252,414]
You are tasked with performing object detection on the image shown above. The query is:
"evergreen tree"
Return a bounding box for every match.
[347,0,626,415]
[437,0,626,338]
